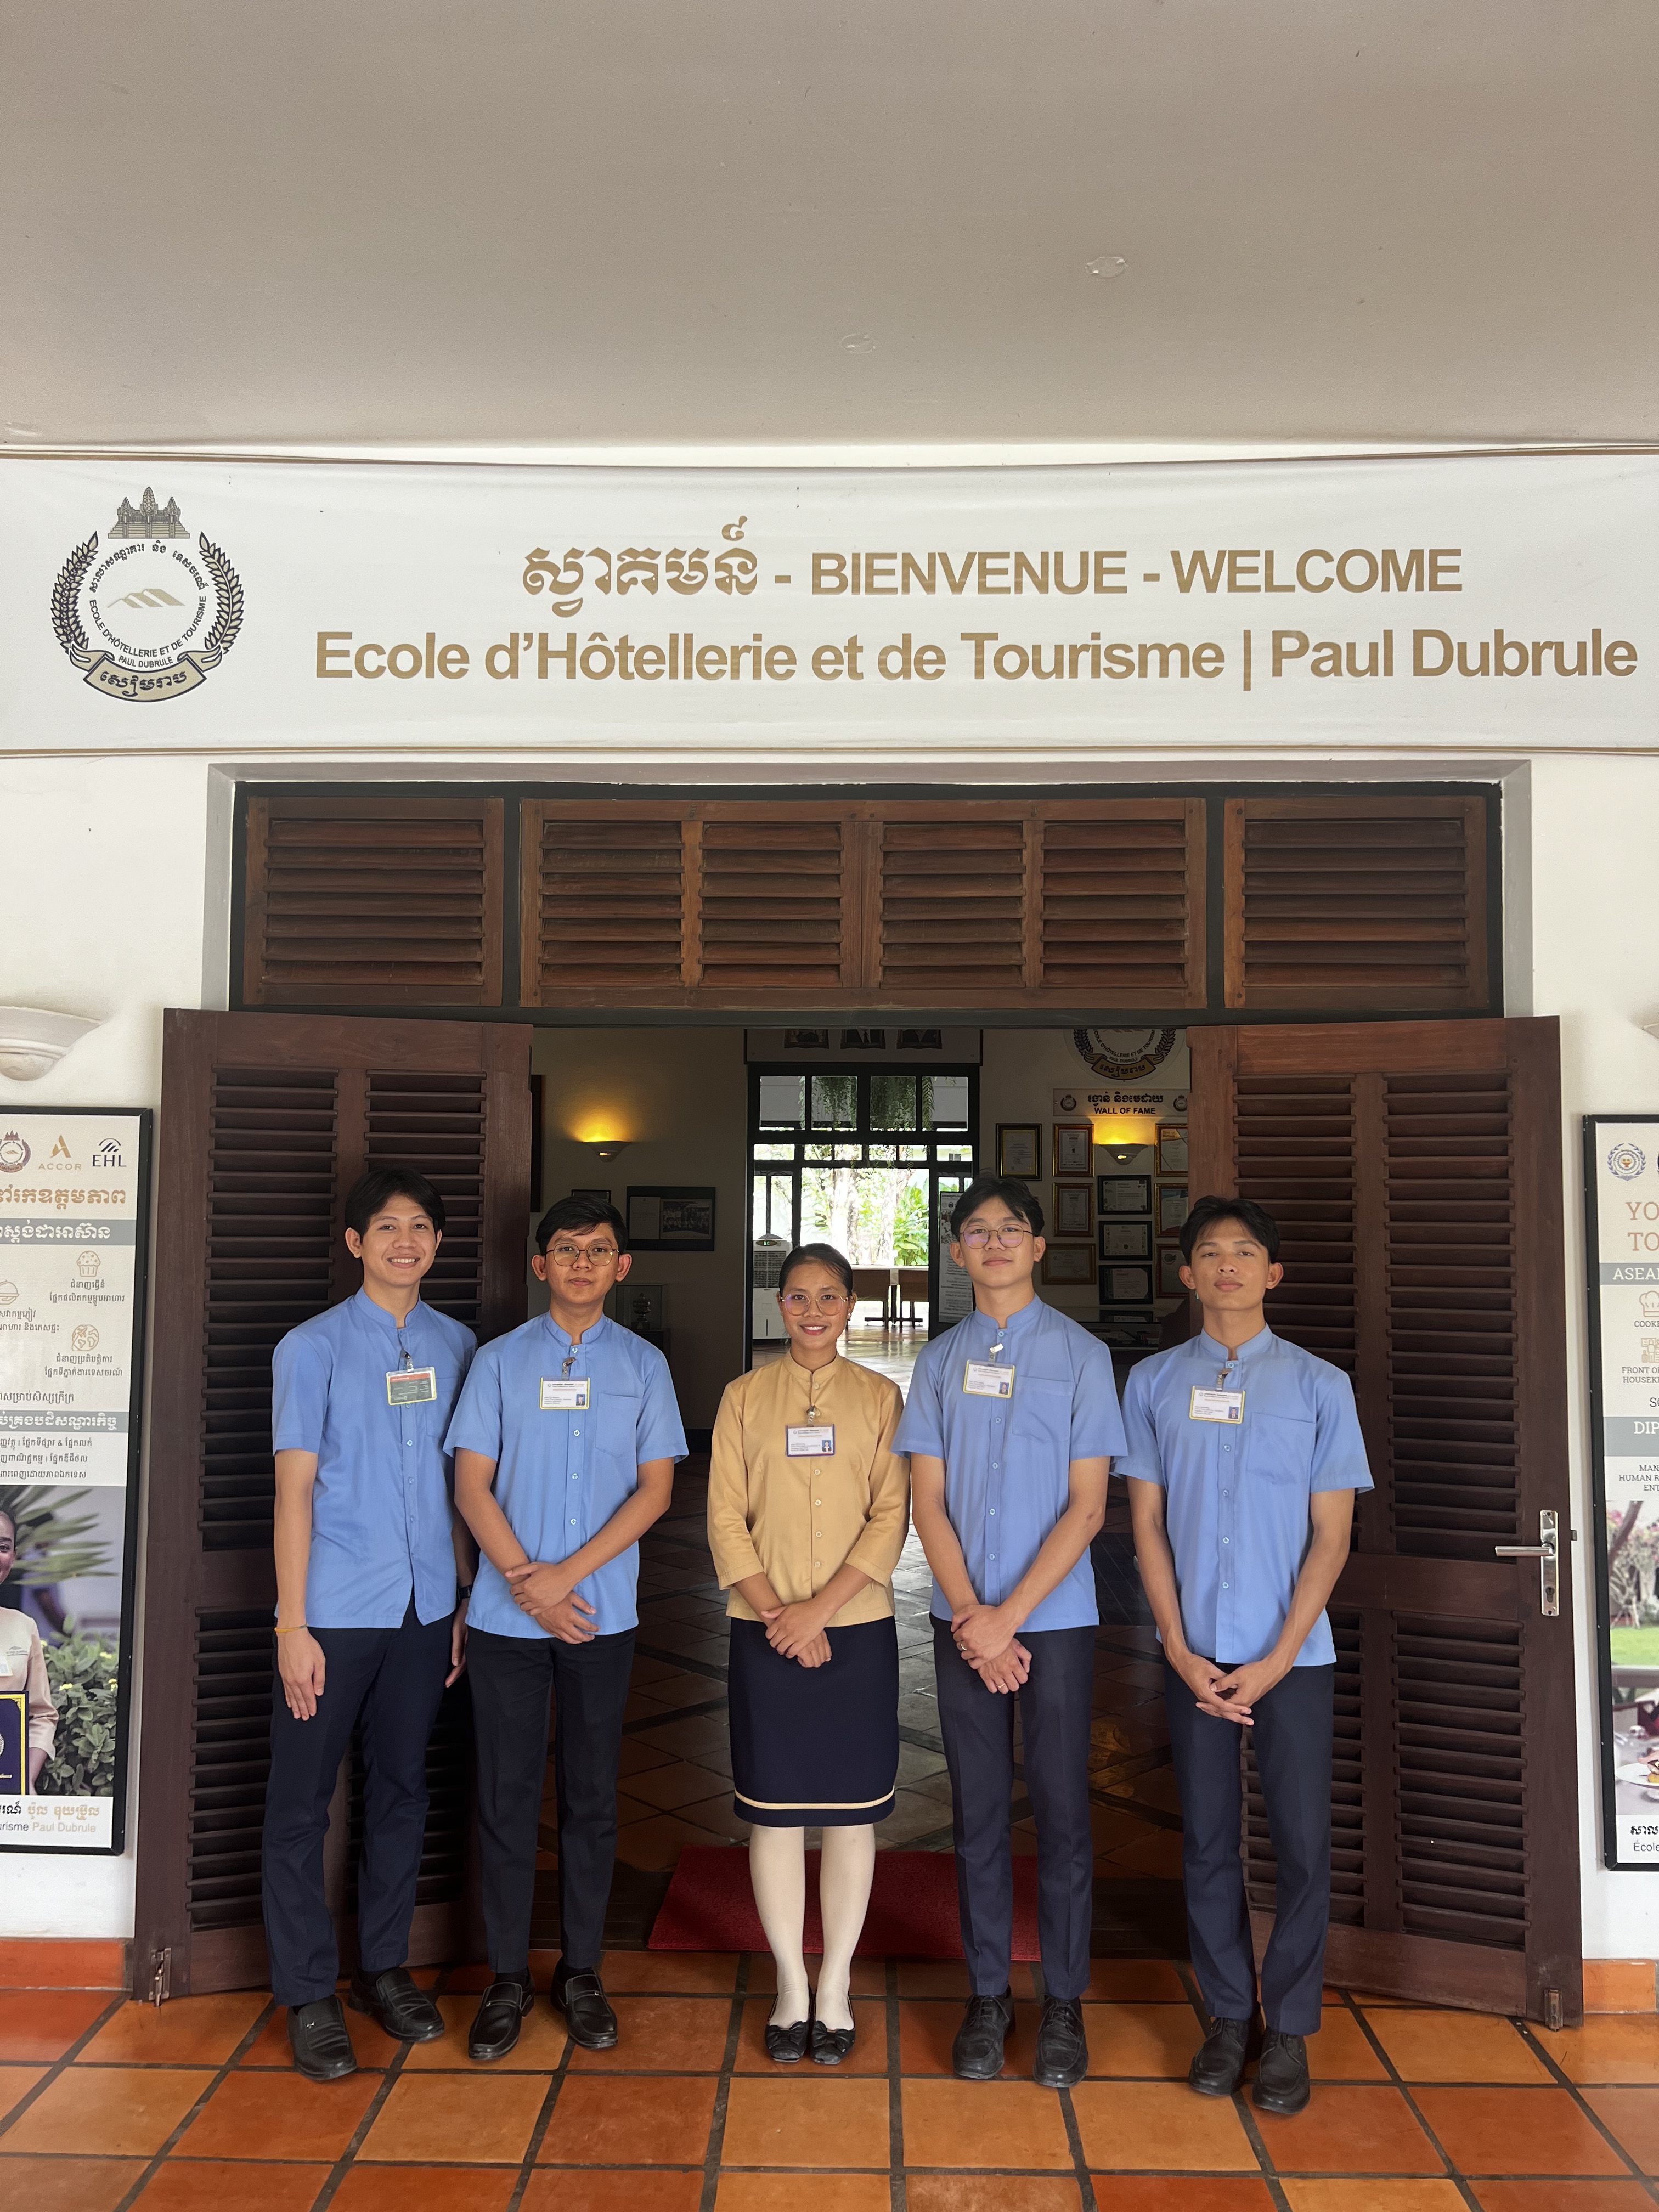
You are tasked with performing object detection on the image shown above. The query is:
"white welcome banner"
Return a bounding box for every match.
[2,452,1655,758]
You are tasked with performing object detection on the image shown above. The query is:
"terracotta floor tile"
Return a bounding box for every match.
[735,1996,887,2072]
[0,2063,47,2120]
[907,2182,1086,2212]
[895,1960,1037,1999]
[330,2168,518,2212]
[624,1761,738,1812]
[1470,2186,1658,2212]
[398,1992,570,2069]
[1082,2000,1203,2077]
[0,1989,116,2061]
[641,1673,727,1710]
[678,1796,753,1843]
[78,1992,269,2067]
[1082,2187,1275,2212]
[718,2178,891,2212]
[1538,2016,1659,2083]
[1080,1959,1189,2001]
[537,2074,718,2164]
[521,2175,703,2212]
[1310,2008,1391,2081]
[131,2159,331,2212]
[1411,2087,1626,2177]
[900,2078,1074,2170]
[1278,2187,1468,2212]
[0,2157,146,2211]
[7,2066,215,2157]
[1102,1830,1187,1877]
[631,1716,733,1763]
[1252,2083,1441,2174]
[567,1994,731,2070]
[603,1951,740,1994]
[173,2068,379,2160]
[721,2074,890,2168]
[617,1738,675,1777]
[1364,2008,1550,2085]
[897,1999,1039,2078]
[1070,2081,1259,2171]
[359,2072,548,2162]
[1580,2090,1659,2174]
[239,2007,400,2069]
[614,1814,730,1871]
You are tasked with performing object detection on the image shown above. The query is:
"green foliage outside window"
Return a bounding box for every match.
[36,1632,121,1796]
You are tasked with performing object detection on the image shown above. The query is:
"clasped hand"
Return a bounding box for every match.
[505,1560,597,1642]
[950,1601,1031,1695]
[759,1599,833,1669]
[1175,1649,1286,1724]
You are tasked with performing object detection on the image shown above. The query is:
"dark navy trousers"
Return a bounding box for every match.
[261,1600,453,2007]
[1163,1656,1334,2035]
[934,1618,1096,2001]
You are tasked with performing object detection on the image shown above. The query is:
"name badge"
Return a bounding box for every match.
[540,1377,591,1411]
[1190,1386,1245,1424]
[786,1424,836,1458]
[963,1361,1015,1400]
[386,1367,437,1406]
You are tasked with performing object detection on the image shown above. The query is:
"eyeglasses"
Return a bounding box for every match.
[780,1290,854,1314]
[546,1242,619,1266]
[959,1223,1033,1249]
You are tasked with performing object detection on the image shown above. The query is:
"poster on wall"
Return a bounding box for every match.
[0,1109,150,1853]
[1584,1115,1659,1869]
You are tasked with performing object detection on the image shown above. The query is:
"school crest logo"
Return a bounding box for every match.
[1071,1028,1178,1081]
[0,1132,30,1172]
[1609,1143,1647,1181]
[50,488,244,703]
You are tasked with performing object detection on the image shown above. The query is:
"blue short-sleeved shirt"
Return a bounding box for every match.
[272,1289,476,1629]
[893,1296,1127,1630]
[1116,1324,1373,1668]
[444,1311,688,1639]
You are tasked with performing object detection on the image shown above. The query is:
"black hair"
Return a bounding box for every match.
[777,1242,855,1296]
[345,1168,445,1238]
[1178,1194,1281,1263]
[950,1173,1045,1242]
[535,1192,629,1255]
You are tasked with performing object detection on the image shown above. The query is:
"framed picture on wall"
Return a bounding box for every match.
[1052,1121,1093,1177]
[1098,1174,1152,1217]
[1041,1244,1096,1286]
[997,1123,1041,1179]
[1051,1182,1094,1240]
[627,1186,717,1249]
[1157,1183,1189,1236]
[570,1186,612,1204]
[1102,1263,1154,1305]
[1099,1220,1151,1261]
[1156,1124,1189,1176]
[1158,1245,1189,1298]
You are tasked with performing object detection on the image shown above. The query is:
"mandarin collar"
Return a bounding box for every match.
[1197,1323,1274,1367]
[352,1288,425,1341]
[540,1310,612,1353]
[972,1294,1043,1342]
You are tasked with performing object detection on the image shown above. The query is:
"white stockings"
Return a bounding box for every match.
[747,1822,877,2032]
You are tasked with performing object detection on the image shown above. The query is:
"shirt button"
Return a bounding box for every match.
[1222,1581,1229,1589]
[571,1517,578,1526]
[573,1429,580,1437]
[989,1508,996,1516]
[989,1553,996,1562]
[1222,1537,1229,1545]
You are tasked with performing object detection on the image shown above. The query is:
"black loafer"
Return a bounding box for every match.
[766,2013,812,2063]
[467,1977,533,2062]
[1189,2015,1251,2098]
[1253,2027,1311,2114]
[1032,1996,1087,2089]
[287,1995,358,2081]
[348,1965,445,2043]
[810,2017,856,2067]
[952,1991,1015,2080]
[551,1960,618,2051]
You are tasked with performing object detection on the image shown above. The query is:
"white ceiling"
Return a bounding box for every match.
[3,1,1656,455]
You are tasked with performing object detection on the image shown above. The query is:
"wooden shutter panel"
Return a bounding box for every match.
[523,803,690,1002]
[1223,794,1489,1012]
[1189,1017,1578,2023]
[136,1011,530,1997]
[242,795,505,1007]
[699,808,853,997]
[1037,799,1205,1005]
[874,810,1027,998]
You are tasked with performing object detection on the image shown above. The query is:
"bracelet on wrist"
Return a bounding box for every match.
[275,1623,309,1637]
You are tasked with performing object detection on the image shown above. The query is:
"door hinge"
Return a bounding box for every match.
[1544,1985,1565,2032]
[145,1945,172,2007]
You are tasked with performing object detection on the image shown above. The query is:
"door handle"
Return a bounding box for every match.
[1494,1509,1559,1616]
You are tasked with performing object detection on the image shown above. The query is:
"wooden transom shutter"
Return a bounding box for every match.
[242,795,505,1007]
[134,1010,531,1999]
[1223,794,1489,1012]
[1189,1017,1578,2023]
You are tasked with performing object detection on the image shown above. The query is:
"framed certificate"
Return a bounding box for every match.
[1098,1174,1152,1217]
[1051,1182,1094,1240]
[1103,1263,1153,1304]
[1157,1183,1189,1236]
[1158,1245,1189,1298]
[1156,1124,1189,1175]
[1099,1220,1150,1260]
[1041,1244,1096,1286]
[997,1123,1041,1180]
[1052,1121,1093,1177]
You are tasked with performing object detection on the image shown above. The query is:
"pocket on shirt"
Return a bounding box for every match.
[598,1390,645,1471]
[1249,1410,1316,1485]
[1011,1375,1073,1451]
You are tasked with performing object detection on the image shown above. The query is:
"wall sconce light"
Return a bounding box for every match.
[1095,1115,1156,1166]
[0,1006,100,1082]
[1098,1141,1145,1166]
[589,1139,630,1163]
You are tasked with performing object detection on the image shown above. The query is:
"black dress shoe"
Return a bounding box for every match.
[287,1995,358,2081]
[348,1966,445,2043]
[1032,1997,1088,2089]
[766,2012,812,2063]
[1188,2015,1251,2097]
[467,1978,533,2062]
[810,2016,856,2067]
[1253,2028,1311,2114]
[551,1960,618,2051]
[952,1991,1015,2080]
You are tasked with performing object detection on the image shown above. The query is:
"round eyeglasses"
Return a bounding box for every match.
[546,1242,619,1266]
[780,1290,854,1314]
[958,1223,1034,1249]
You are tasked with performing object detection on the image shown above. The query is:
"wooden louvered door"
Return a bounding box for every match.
[133,1010,531,1998]
[1188,1017,1579,2022]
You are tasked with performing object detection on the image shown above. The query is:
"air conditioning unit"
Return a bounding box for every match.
[752,1233,789,1339]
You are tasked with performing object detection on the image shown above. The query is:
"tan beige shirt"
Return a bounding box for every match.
[0,1605,58,1759]
[708,1354,910,1626]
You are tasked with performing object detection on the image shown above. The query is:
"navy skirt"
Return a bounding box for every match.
[727,1615,899,1827]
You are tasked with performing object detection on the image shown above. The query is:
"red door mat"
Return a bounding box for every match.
[649,1846,1041,1960]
